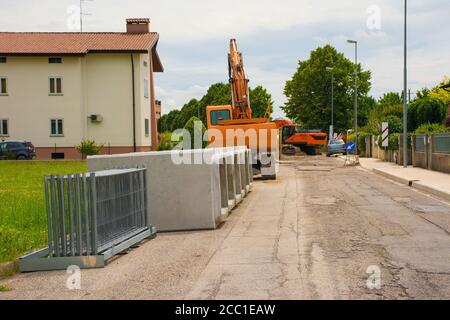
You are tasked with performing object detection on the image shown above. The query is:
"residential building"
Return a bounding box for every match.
[0,18,163,159]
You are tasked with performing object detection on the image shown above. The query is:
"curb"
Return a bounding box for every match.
[371,168,450,202]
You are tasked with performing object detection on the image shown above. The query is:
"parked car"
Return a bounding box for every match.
[326,139,347,157]
[0,140,36,160]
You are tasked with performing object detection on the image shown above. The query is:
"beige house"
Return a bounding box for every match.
[0,18,163,159]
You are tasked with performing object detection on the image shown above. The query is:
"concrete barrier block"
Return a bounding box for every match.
[88,149,222,232]
[88,147,252,232]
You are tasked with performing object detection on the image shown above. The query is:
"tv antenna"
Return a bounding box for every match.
[80,0,94,32]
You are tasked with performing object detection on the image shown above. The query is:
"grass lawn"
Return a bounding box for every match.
[0,161,87,263]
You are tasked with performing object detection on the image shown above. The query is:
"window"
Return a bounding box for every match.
[1,77,7,95]
[144,79,149,98]
[50,119,63,136]
[49,57,62,63]
[145,118,149,136]
[210,110,231,125]
[49,77,63,95]
[0,57,6,63]
[0,119,8,135]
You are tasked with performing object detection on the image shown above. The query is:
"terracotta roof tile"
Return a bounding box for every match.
[0,32,159,55]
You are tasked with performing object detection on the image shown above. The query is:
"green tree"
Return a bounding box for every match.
[383,115,403,133]
[197,83,232,123]
[378,92,402,107]
[249,86,273,118]
[282,45,372,133]
[358,96,378,128]
[173,98,199,130]
[408,96,446,131]
[163,109,181,132]
[159,82,274,131]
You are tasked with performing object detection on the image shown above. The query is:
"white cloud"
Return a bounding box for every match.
[156,84,209,113]
[1,0,449,117]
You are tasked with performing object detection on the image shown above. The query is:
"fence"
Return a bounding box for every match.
[412,133,450,174]
[19,168,156,272]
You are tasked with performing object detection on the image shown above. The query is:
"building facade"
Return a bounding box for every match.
[0,18,163,159]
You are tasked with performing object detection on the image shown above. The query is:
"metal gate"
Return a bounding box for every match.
[20,168,156,272]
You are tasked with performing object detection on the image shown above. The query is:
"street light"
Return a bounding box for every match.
[347,39,358,158]
[402,0,408,168]
[326,67,334,140]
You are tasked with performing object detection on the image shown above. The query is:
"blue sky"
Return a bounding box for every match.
[1,0,449,117]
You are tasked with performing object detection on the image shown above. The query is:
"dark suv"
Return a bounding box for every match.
[0,140,36,160]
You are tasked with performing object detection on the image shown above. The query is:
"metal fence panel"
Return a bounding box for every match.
[433,133,450,154]
[40,168,151,259]
[415,134,426,152]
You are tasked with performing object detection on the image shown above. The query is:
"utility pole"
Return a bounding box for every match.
[80,0,93,32]
[347,40,358,157]
[326,67,334,140]
[403,0,408,168]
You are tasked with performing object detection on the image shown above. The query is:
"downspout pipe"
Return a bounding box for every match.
[131,54,137,152]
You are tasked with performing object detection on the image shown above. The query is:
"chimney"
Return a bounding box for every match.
[126,18,150,33]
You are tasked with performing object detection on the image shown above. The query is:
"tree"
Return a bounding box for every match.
[358,96,378,128]
[383,115,403,133]
[282,45,372,133]
[249,86,273,118]
[160,109,181,132]
[197,83,232,123]
[173,98,199,130]
[408,96,447,131]
[378,92,402,107]
[159,82,274,131]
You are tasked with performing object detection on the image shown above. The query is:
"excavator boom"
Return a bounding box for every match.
[229,39,252,120]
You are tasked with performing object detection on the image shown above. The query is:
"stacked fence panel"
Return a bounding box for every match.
[44,168,148,258]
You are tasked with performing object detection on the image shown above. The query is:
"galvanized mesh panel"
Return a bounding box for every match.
[415,135,426,152]
[95,169,147,252]
[45,168,147,257]
[433,133,450,154]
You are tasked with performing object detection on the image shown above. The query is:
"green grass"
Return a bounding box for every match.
[0,161,87,263]
[0,284,13,292]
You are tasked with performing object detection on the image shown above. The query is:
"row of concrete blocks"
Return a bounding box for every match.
[87,146,253,232]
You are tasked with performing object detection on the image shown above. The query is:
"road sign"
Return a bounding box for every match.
[346,141,355,153]
[382,122,389,147]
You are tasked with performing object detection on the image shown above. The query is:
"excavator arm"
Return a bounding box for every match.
[228,39,253,120]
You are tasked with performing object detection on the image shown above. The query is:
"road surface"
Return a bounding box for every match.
[2,155,450,299]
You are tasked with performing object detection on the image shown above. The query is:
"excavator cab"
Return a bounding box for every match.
[206,106,233,127]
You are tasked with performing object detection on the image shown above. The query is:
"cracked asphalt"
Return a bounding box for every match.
[2,155,450,299]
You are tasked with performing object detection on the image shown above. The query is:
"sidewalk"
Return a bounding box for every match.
[357,157,450,202]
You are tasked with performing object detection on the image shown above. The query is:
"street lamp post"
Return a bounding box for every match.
[326,67,334,140]
[347,39,358,157]
[403,0,408,168]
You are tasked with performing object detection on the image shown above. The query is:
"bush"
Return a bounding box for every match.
[183,116,208,149]
[409,97,447,131]
[415,123,450,134]
[347,131,371,153]
[75,140,103,158]
[378,133,400,151]
[382,115,403,133]
[156,132,176,151]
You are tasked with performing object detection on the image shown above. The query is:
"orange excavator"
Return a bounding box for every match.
[274,119,328,155]
[206,39,278,179]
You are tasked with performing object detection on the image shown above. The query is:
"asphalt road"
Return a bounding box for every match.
[2,155,450,299]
